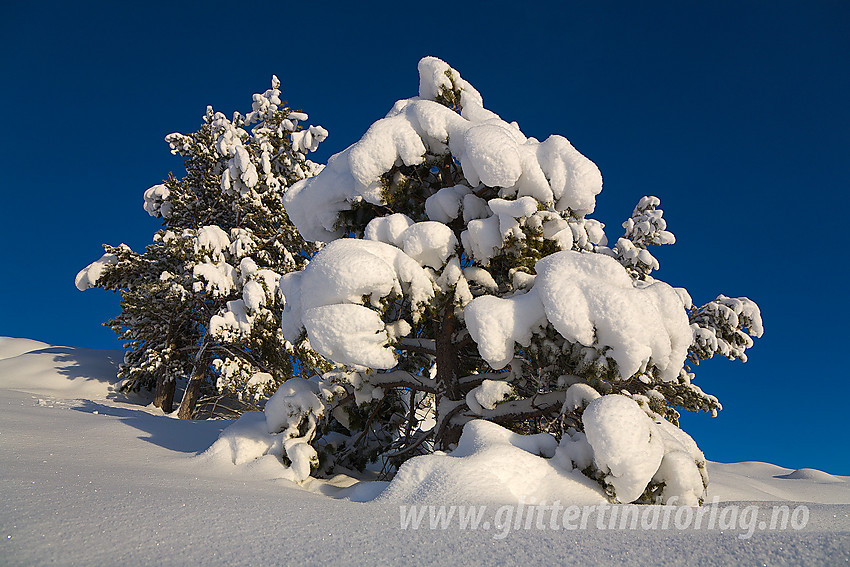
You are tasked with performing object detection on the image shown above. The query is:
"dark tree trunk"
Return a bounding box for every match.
[153,375,175,413]
[433,307,463,450]
[177,342,209,420]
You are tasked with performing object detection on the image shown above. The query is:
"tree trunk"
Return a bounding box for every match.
[153,375,175,413]
[433,307,463,450]
[177,342,209,420]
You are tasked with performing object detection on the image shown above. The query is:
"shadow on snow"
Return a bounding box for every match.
[71,398,230,454]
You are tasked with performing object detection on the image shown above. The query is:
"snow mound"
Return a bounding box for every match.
[373,420,606,505]
[264,378,323,438]
[775,468,845,483]
[201,389,322,485]
[651,416,708,505]
[200,411,311,482]
[202,411,277,467]
[0,340,123,400]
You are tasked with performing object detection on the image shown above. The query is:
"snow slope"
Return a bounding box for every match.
[1,337,848,566]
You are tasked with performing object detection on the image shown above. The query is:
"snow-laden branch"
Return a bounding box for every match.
[367,370,437,394]
[464,391,566,423]
[465,250,692,380]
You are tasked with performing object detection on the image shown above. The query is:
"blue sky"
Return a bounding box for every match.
[2,1,848,473]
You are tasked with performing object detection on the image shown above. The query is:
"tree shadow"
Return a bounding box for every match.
[71,399,230,454]
[37,346,154,403]
[39,346,120,381]
[14,345,230,454]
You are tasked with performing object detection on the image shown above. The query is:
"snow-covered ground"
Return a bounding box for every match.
[1,337,848,566]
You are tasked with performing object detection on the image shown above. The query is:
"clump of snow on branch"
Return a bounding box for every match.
[279,238,434,369]
[561,382,601,414]
[465,250,692,380]
[612,196,675,279]
[689,295,763,363]
[75,252,119,291]
[569,393,707,505]
[291,125,329,154]
[465,380,513,415]
[143,184,171,218]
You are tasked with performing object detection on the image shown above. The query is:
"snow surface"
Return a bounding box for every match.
[2,337,849,566]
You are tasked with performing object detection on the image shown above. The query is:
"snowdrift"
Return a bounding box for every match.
[372,420,606,505]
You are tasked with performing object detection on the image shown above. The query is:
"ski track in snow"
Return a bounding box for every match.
[1,337,848,566]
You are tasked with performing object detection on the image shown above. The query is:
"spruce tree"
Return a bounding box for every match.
[77,77,328,416]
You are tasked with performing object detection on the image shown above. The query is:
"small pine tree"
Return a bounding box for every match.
[77,77,329,416]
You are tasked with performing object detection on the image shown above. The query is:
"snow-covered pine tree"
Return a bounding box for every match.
[252,57,762,503]
[76,77,329,417]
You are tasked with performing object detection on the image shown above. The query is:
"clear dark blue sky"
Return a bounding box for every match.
[2,1,848,473]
